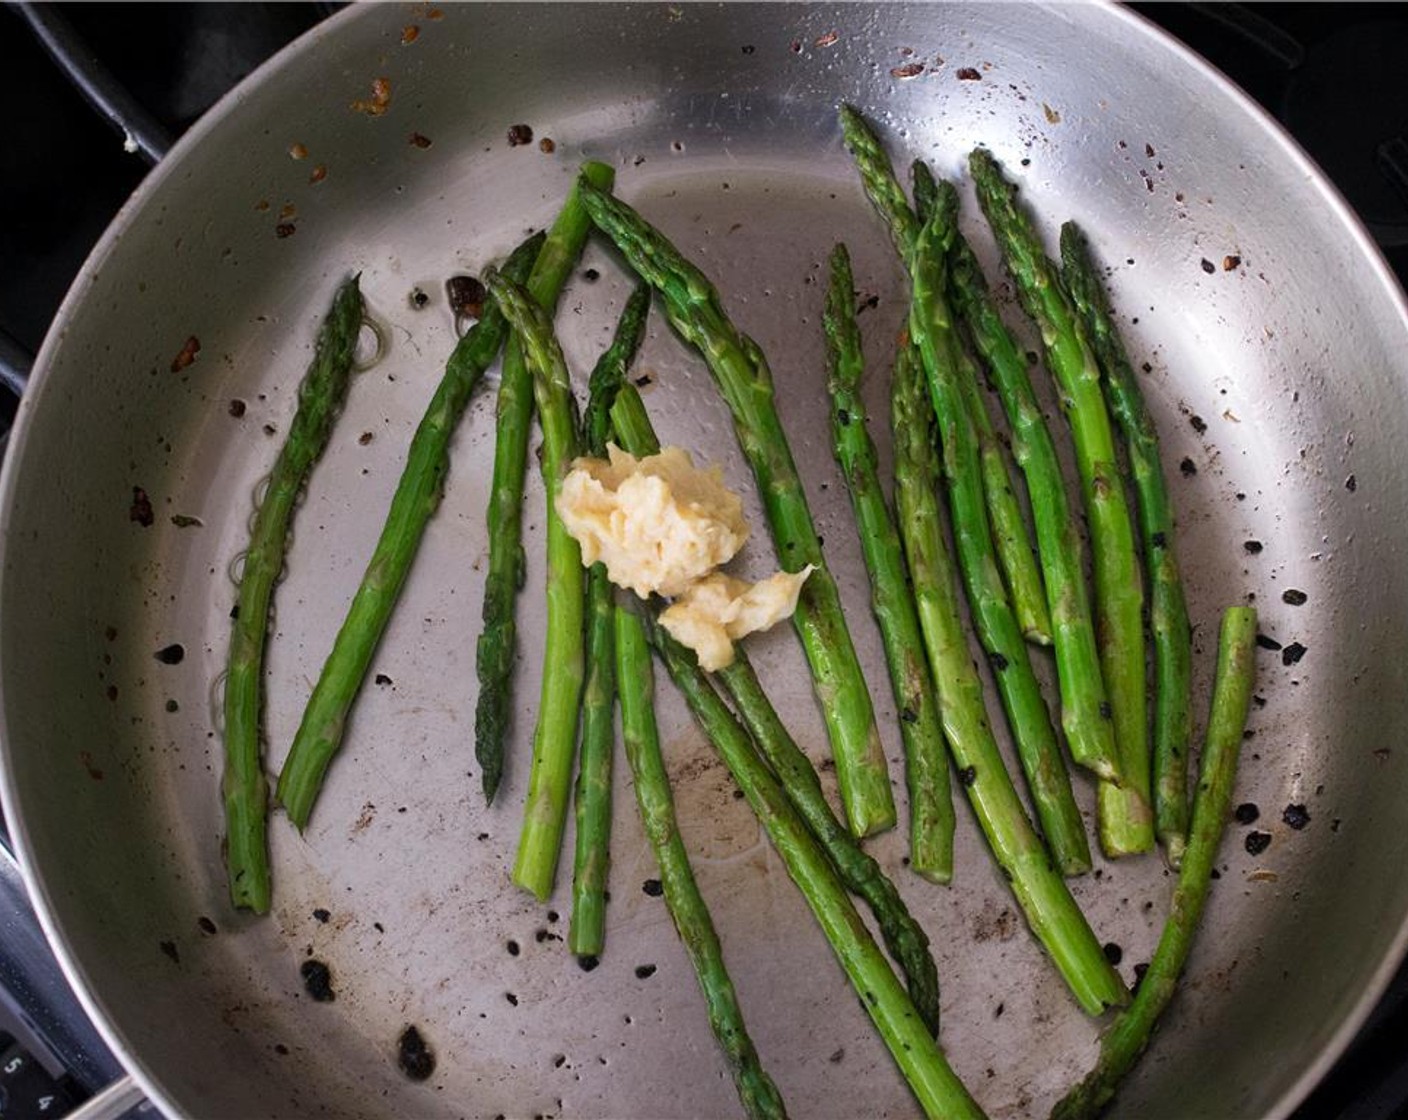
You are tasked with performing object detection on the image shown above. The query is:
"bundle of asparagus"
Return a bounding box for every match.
[215,118,1262,1120]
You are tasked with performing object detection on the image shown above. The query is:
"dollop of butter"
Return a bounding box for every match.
[558,443,813,670]
[659,567,815,672]
[556,444,749,598]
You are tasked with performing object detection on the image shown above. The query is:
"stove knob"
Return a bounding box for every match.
[0,1041,81,1119]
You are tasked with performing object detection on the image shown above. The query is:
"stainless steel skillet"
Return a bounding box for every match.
[2,4,1407,1117]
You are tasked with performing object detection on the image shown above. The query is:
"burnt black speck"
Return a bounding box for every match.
[1282,803,1311,830]
[577,955,600,972]
[312,908,330,924]
[958,766,978,787]
[159,940,180,963]
[900,707,918,724]
[1102,942,1123,966]
[154,643,185,665]
[1188,414,1207,434]
[1151,530,1167,549]
[300,959,335,1002]
[1200,258,1216,274]
[1243,540,1264,555]
[642,878,663,897]
[197,916,217,935]
[1281,589,1308,606]
[634,964,657,979]
[1234,802,1260,825]
[1281,642,1307,666]
[1245,830,1272,856]
[507,123,534,147]
[506,939,520,956]
[1179,457,1197,477]
[1255,633,1282,652]
[988,651,1009,671]
[397,1026,436,1081]
[446,274,486,319]
[504,992,519,1006]
[1346,474,1358,492]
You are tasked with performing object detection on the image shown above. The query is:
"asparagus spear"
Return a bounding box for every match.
[609,379,944,1036]
[821,242,955,884]
[910,161,1052,646]
[909,205,1092,876]
[275,237,542,831]
[223,276,363,910]
[475,161,616,804]
[567,283,650,957]
[483,272,586,901]
[941,173,1120,785]
[839,106,1050,645]
[722,651,943,1036]
[1051,607,1257,1120]
[891,341,1127,1016]
[648,620,986,1120]
[969,148,1153,858]
[614,608,788,1120]
[1060,221,1194,868]
[578,178,895,839]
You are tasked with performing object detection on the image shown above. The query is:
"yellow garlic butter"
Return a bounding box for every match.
[558,443,812,670]
[555,444,748,598]
[659,567,814,672]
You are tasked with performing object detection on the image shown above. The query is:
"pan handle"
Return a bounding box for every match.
[63,1074,148,1120]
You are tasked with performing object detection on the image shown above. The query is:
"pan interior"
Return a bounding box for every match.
[2,5,1406,1118]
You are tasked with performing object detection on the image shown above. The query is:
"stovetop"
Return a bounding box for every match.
[0,4,1404,1118]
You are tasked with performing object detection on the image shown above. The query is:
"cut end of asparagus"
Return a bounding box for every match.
[1160,832,1187,871]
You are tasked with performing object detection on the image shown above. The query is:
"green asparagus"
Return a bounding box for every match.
[891,341,1127,1016]
[909,207,1092,876]
[970,148,1152,858]
[822,242,955,883]
[1061,221,1193,868]
[722,651,944,1036]
[578,178,895,839]
[649,620,986,1120]
[476,161,616,805]
[614,607,788,1120]
[1052,606,1257,1119]
[910,162,1051,646]
[568,283,650,957]
[484,272,585,902]
[610,378,942,1034]
[839,107,1050,645]
[223,276,363,910]
[276,237,542,832]
[942,175,1119,785]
